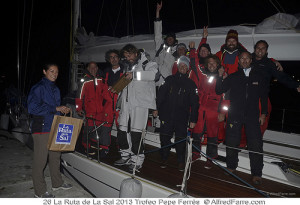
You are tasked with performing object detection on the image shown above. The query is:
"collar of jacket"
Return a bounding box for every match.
[42,77,55,86]
[252,52,269,63]
[175,71,188,79]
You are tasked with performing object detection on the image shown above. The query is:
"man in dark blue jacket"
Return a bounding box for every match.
[154,56,199,171]
[215,51,268,185]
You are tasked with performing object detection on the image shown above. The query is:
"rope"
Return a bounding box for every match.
[274,0,286,13]
[146,0,151,34]
[23,0,34,96]
[129,0,134,36]
[131,129,146,176]
[205,0,210,27]
[192,144,270,198]
[177,137,193,194]
[113,0,124,37]
[190,0,197,35]
[268,0,281,13]
[96,0,105,36]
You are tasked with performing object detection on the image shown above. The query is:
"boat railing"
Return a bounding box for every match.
[268,107,300,135]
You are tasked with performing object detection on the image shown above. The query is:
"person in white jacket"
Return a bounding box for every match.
[154,1,178,87]
[114,44,158,172]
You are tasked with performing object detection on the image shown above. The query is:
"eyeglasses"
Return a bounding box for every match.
[109,55,119,59]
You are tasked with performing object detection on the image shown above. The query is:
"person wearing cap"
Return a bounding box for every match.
[154,1,178,87]
[216,29,247,75]
[171,43,188,75]
[154,55,199,171]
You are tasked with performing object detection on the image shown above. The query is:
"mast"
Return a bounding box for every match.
[70,0,81,92]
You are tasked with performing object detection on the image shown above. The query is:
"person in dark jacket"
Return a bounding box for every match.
[27,63,72,198]
[154,56,199,171]
[215,51,268,185]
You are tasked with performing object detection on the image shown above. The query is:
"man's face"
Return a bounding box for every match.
[207,58,218,73]
[239,52,252,69]
[166,37,175,46]
[123,51,137,64]
[178,63,188,74]
[87,63,98,77]
[109,53,120,68]
[226,38,238,52]
[255,42,268,60]
[199,47,210,58]
[177,47,186,57]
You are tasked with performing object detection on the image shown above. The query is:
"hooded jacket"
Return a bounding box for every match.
[154,20,177,86]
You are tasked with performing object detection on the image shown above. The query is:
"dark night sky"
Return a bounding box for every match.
[2,0,300,107]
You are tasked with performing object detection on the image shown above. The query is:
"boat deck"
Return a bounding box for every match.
[75,136,300,198]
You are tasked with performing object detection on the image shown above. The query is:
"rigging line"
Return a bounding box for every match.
[274,0,286,13]
[268,0,281,13]
[96,0,105,36]
[19,0,26,99]
[190,0,197,35]
[23,0,34,96]
[205,0,210,27]
[129,0,134,36]
[146,0,151,34]
[113,0,124,37]
[126,0,129,36]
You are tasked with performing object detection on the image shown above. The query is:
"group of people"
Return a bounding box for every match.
[27,1,300,198]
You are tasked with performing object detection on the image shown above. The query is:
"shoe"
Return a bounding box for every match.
[160,160,167,169]
[204,160,213,169]
[128,164,142,172]
[224,168,235,175]
[52,183,73,191]
[252,176,262,185]
[100,149,109,158]
[34,192,55,198]
[192,152,201,161]
[178,163,185,172]
[114,158,131,166]
[84,149,96,155]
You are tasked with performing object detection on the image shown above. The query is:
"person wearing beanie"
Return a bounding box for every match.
[216,29,247,75]
[154,52,199,171]
[171,43,188,75]
[154,1,178,87]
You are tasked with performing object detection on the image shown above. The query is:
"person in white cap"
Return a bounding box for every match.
[153,56,199,171]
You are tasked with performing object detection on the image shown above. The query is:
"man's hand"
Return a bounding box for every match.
[203,26,208,38]
[218,113,225,122]
[189,122,196,129]
[274,60,283,71]
[259,114,266,126]
[126,72,133,80]
[156,1,162,18]
[152,110,158,117]
[189,41,195,49]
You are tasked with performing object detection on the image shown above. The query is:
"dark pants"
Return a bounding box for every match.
[225,119,264,177]
[82,125,111,151]
[159,120,187,163]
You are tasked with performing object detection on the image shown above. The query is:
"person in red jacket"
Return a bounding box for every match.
[75,62,111,156]
[171,43,188,75]
[216,29,247,75]
[189,44,227,169]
